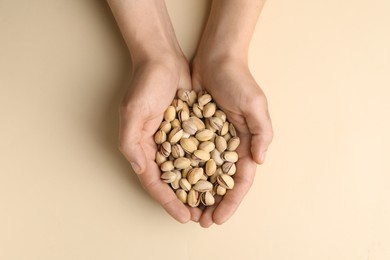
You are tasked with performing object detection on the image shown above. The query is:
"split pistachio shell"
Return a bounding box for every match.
[215,136,227,153]
[187,168,204,184]
[174,157,192,169]
[187,189,200,207]
[221,151,238,163]
[216,185,227,196]
[159,141,171,157]
[160,161,174,172]
[155,151,167,166]
[180,138,198,153]
[227,137,240,151]
[198,94,212,106]
[205,159,217,176]
[203,102,216,118]
[179,178,191,191]
[201,191,215,206]
[161,171,176,183]
[193,180,213,192]
[168,127,184,144]
[182,120,197,135]
[164,106,176,122]
[171,144,185,158]
[176,189,187,203]
[154,130,166,144]
[192,150,210,161]
[195,129,214,141]
[222,162,236,175]
[217,174,235,189]
[159,121,172,133]
[198,141,215,152]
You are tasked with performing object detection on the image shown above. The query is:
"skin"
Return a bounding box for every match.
[107,0,273,227]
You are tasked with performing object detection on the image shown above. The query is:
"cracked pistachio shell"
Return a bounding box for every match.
[214,110,227,122]
[180,138,198,153]
[154,130,166,145]
[164,106,176,122]
[211,149,224,166]
[171,98,183,111]
[219,121,229,136]
[198,94,212,106]
[190,117,205,131]
[192,150,210,162]
[192,103,203,118]
[203,102,216,118]
[223,133,232,142]
[189,136,200,147]
[187,189,200,207]
[181,166,192,178]
[229,123,237,137]
[176,189,187,203]
[155,151,167,166]
[171,119,181,129]
[198,141,215,153]
[160,161,174,172]
[182,120,197,135]
[168,127,184,144]
[171,178,180,189]
[216,185,227,196]
[221,151,239,163]
[159,141,171,157]
[187,168,204,184]
[178,110,189,122]
[205,159,217,176]
[193,180,213,192]
[177,89,191,103]
[222,162,236,175]
[174,157,192,169]
[207,117,223,132]
[179,178,191,191]
[188,90,198,106]
[171,144,185,158]
[215,136,227,153]
[195,129,214,142]
[201,191,215,206]
[227,137,240,151]
[217,174,235,189]
[159,121,171,133]
[160,171,176,183]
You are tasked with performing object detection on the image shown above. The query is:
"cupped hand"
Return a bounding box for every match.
[118,57,202,223]
[191,57,274,227]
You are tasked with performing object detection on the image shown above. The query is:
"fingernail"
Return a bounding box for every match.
[130,162,141,174]
[260,152,267,164]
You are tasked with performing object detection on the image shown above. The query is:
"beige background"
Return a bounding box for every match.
[1,0,389,259]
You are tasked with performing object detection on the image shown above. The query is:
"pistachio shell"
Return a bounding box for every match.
[171,98,183,112]
[178,110,189,122]
[198,94,212,106]
[182,120,197,135]
[179,178,191,191]
[180,138,198,153]
[154,130,166,144]
[187,189,200,207]
[222,162,236,175]
[155,151,167,166]
[181,166,192,178]
[159,141,171,157]
[171,144,185,158]
[193,180,213,192]
[176,189,187,203]
[171,178,180,189]
[164,106,176,122]
[192,103,203,118]
[174,157,192,169]
[190,117,205,131]
[205,159,217,176]
[217,174,235,189]
[229,123,237,137]
[198,141,215,153]
[192,150,210,161]
[215,136,227,153]
[201,191,215,206]
[221,151,238,163]
[168,127,184,144]
[188,90,198,106]
[227,137,240,151]
[195,129,214,141]
[216,185,227,196]
[214,110,227,122]
[171,119,181,129]
[203,102,216,118]
[211,149,224,166]
[219,121,229,136]
[160,171,176,183]
[159,121,172,133]
[177,89,191,103]
[207,117,223,132]
[187,168,204,184]
[160,161,174,172]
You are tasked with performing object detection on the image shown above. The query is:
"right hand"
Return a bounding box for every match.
[118,56,202,223]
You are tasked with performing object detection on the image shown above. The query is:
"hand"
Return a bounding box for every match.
[191,56,274,227]
[119,56,202,223]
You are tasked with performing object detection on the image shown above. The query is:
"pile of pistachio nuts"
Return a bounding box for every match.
[154,89,240,207]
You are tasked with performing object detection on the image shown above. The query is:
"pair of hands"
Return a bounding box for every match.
[118,52,273,227]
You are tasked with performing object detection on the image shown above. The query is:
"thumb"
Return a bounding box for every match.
[119,108,147,174]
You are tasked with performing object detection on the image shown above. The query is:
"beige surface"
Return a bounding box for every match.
[1,0,389,259]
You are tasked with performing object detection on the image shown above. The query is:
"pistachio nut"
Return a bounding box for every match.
[171,144,185,158]
[207,117,223,132]
[200,191,215,206]
[221,151,238,163]
[187,189,200,207]
[176,189,187,204]
[180,138,197,153]
[203,102,216,118]
[160,161,174,172]
[192,103,203,118]
[174,157,192,169]
[211,149,224,166]
[229,123,237,137]
[159,141,171,157]
[179,178,191,191]
[198,141,215,153]
[187,167,204,184]
[223,133,232,142]
[155,151,167,166]
[168,127,184,144]
[205,159,217,176]
[164,105,176,122]
[217,174,235,189]
[159,121,172,133]
[154,130,166,145]
[214,110,226,122]
[219,121,229,136]
[227,137,240,151]
[195,129,214,141]
[222,162,236,175]
[215,136,227,153]
[178,110,189,122]
[171,118,181,129]
[192,149,210,161]
[182,120,197,135]
[160,171,176,183]
[181,166,192,178]
[171,98,183,112]
[198,94,212,106]
[193,180,213,192]
[216,185,227,196]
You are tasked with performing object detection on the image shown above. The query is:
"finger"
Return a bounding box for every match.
[138,161,191,223]
[245,97,273,164]
[187,206,203,223]
[199,196,222,228]
[212,156,257,224]
[190,71,203,92]
[119,108,148,174]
